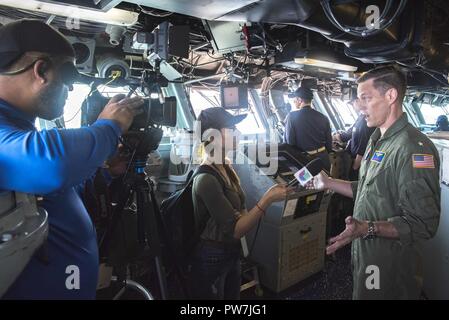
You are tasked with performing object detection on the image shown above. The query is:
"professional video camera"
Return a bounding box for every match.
[77,21,186,298]
[81,71,177,170]
[81,70,177,158]
[81,21,179,160]
[79,66,179,299]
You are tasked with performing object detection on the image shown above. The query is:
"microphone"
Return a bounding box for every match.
[288,158,324,187]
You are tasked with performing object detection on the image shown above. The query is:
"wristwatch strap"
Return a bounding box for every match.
[363,221,376,240]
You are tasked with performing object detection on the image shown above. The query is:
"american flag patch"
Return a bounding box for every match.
[412,154,435,169]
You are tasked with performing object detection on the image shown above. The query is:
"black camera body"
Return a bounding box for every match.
[81,88,177,130]
[130,97,177,130]
[81,80,177,159]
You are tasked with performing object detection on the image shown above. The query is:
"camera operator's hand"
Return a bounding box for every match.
[97,94,144,133]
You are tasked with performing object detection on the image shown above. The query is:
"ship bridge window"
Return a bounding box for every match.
[63,83,93,129]
[188,87,265,135]
[418,103,449,126]
[330,98,358,129]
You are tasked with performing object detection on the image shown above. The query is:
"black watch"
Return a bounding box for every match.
[363,221,377,240]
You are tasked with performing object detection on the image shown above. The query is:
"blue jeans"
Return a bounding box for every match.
[188,241,241,300]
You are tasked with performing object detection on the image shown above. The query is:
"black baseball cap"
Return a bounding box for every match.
[0,19,75,71]
[437,115,448,125]
[197,107,247,140]
[287,86,314,100]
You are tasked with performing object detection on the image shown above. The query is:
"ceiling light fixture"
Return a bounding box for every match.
[0,0,138,26]
[295,57,358,72]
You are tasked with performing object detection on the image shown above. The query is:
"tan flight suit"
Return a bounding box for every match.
[351,113,441,299]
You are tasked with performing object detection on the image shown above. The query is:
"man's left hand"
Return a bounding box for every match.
[326,216,367,255]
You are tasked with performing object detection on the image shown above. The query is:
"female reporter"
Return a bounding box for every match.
[189,107,293,299]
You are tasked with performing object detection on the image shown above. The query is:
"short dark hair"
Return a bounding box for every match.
[296,97,312,105]
[357,66,407,102]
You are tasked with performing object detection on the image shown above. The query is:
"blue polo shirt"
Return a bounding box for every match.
[340,114,375,158]
[284,106,333,152]
[0,99,121,299]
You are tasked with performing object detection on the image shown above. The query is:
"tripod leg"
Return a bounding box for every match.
[99,181,132,259]
[111,277,154,300]
[124,280,154,300]
[135,178,168,300]
[154,256,168,300]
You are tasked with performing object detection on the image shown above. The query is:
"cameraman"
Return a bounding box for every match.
[0,20,143,299]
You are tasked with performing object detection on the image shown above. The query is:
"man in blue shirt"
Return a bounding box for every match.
[333,98,375,179]
[0,19,143,299]
[434,115,449,132]
[284,87,332,171]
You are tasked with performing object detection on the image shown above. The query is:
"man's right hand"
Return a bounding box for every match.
[97,94,144,133]
[305,171,329,191]
[307,171,355,198]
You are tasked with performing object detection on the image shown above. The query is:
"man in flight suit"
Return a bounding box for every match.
[0,19,143,299]
[284,86,332,171]
[308,66,441,299]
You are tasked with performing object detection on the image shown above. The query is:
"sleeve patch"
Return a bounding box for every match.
[412,154,435,169]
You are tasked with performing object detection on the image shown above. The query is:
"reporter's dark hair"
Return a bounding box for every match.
[357,66,407,102]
